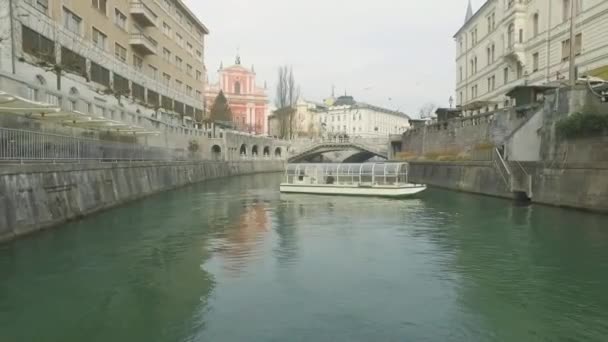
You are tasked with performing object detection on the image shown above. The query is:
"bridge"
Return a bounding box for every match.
[288,137,389,163]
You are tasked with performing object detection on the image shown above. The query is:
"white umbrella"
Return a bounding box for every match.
[0,91,60,114]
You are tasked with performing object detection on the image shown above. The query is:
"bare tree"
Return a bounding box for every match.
[274,66,300,139]
[418,102,438,119]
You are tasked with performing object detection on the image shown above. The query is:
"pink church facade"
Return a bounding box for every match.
[205,56,268,135]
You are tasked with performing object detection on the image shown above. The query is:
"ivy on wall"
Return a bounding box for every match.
[556,112,608,139]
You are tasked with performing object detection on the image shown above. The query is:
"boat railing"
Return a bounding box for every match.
[284,163,412,187]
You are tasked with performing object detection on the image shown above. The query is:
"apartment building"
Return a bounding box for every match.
[455,0,608,115]
[0,0,208,128]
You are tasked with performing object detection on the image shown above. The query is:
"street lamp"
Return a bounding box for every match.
[449,96,454,108]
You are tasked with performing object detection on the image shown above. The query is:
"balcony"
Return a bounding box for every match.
[504,43,526,66]
[130,1,158,27]
[129,32,158,55]
[505,0,526,18]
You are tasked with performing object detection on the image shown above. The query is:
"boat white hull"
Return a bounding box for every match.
[279,184,427,198]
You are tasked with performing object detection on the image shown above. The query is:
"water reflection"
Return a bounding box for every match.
[3,175,608,342]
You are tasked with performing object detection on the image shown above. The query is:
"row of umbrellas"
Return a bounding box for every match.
[0,91,160,135]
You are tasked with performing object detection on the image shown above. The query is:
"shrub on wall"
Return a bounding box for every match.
[556,112,608,139]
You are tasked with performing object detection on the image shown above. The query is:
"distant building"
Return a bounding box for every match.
[455,0,608,115]
[267,99,327,139]
[317,96,410,138]
[205,56,268,135]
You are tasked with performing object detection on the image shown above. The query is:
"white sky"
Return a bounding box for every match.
[183,0,479,116]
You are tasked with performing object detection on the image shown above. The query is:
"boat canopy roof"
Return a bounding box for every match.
[286,163,408,177]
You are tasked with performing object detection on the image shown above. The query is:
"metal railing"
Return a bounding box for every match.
[0,127,174,163]
[493,148,512,188]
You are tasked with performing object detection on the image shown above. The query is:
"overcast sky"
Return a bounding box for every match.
[183,0,478,116]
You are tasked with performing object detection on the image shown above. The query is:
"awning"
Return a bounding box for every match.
[0,91,60,114]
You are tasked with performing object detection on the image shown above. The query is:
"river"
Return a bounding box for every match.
[1,173,608,341]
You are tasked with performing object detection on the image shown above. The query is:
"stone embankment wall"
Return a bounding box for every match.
[408,161,608,213]
[0,160,284,243]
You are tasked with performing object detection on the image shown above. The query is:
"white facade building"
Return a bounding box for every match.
[455,0,608,115]
[318,96,410,138]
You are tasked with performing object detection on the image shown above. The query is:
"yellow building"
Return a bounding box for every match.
[1,0,208,124]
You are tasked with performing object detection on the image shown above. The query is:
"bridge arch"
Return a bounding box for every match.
[263,146,270,156]
[274,147,282,157]
[252,145,259,156]
[288,139,388,163]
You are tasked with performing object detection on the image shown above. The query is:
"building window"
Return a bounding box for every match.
[487,75,495,91]
[162,73,171,86]
[132,83,145,102]
[504,67,509,84]
[491,44,495,62]
[163,22,171,36]
[69,99,78,111]
[61,47,86,77]
[133,54,143,71]
[27,0,49,14]
[115,43,127,62]
[516,63,523,79]
[46,93,60,106]
[63,7,82,35]
[186,85,193,96]
[234,81,241,94]
[532,52,539,72]
[186,64,193,76]
[163,48,171,62]
[196,70,202,81]
[507,23,515,47]
[148,64,158,79]
[175,56,183,70]
[563,0,582,22]
[176,33,184,47]
[113,73,129,94]
[562,34,582,61]
[91,62,110,87]
[21,25,55,64]
[91,0,107,15]
[187,42,193,55]
[114,9,127,30]
[518,29,523,43]
[92,27,107,50]
[474,56,478,73]
[175,79,183,91]
[196,50,203,60]
[533,13,539,36]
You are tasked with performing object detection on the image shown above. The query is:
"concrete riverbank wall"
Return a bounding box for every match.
[408,161,608,213]
[0,160,284,243]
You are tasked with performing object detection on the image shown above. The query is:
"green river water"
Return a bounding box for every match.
[1,173,608,341]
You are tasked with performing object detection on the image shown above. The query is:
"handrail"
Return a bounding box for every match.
[493,148,511,188]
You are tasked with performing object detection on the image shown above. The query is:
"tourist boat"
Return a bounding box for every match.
[280,162,427,198]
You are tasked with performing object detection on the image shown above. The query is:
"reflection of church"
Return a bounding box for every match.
[204,55,269,135]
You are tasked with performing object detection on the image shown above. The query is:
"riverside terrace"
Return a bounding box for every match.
[0,91,290,163]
